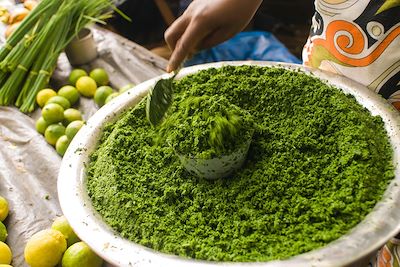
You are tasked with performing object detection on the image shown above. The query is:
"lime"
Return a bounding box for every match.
[45,96,71,110]
[63,109,82,124]
[61,242,102,267]
[76,76,97,98]
[51,216,80,247]
[58,86,80,105]
[0,241,12,265]
[119,83,134,94]
[36,89,57,108]
[35,117,48,135]
[94,86,113,107]
[44,124,65,146]
[89,68,109,86]
[65,121,84,140]
[55,135,70,156]
[0,196,8,221]
[105,92,119,104]
[42,103,64,124]
[0,221,7,242]
[24,229,67,267]
[69,69,88,86]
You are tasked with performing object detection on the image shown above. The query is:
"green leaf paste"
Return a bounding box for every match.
[157,94,255,159]
[87,66,394,262]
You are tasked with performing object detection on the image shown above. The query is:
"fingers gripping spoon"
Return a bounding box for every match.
[146,68,181,127]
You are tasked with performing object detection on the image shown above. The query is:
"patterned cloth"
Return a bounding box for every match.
[303,1,400,265]
[372,234,400,267]
[303,0,400,108]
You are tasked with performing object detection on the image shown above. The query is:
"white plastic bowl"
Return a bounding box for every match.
[58,61,400,267]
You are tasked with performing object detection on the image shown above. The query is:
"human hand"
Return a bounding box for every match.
[164,0,263,72]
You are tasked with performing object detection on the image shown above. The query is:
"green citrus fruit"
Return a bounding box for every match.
[35,117,49,135]
[0,221,7,242]
[94,86,113,107]
[0,196,9,221]
[105,92,119,104]
[119,83,134,94]
[61,242,103,267]
[36,89,57,108]
[69,69,87,86]
[42,103,64,124]
[24,229,67,267]
[63,109,82,124]
[45,96,71,110]
[51,216,80,247]
[65,121,84,140]
[89,68,109,86]
[0,241,12,264]
[58,86,80,105]
[55,135,70,156]
[44,124,65,146]
[76,76,97,98]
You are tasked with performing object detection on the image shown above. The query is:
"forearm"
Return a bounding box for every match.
[165,0,263,72]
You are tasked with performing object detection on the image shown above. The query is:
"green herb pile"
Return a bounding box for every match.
[157,94,254,159]
[87,66,394,262]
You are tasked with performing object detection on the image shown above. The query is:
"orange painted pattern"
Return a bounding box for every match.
[377,245,393,267]
[392,102,400,110]
[310,20,400,67]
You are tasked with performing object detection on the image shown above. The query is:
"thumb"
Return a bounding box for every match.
[167,21,209,72]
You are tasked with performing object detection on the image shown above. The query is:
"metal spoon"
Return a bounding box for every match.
[146,68,180,127]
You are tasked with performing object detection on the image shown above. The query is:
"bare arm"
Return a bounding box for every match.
[164,0,263,72]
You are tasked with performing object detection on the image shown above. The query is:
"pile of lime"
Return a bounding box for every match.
[71,67,133,107]
[0,196,13,266]
[24,216,103,267]
[35,67,133,157]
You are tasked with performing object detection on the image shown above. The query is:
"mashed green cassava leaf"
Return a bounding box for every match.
[86,66,394,262]
[157,94,255,159]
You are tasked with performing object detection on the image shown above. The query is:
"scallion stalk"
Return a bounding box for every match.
[0,0,121,112]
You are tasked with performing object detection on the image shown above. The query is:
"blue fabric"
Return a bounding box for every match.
[185,31,302,67]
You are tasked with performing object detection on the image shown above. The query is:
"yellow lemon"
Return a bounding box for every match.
[51,216,80,247]
[24,229,67,267]
[76,76,97,98]
[36,89,57,108]
[61,242,102,267]
[0,241,12,264]
[69,69,87,86]
[0,196,8,221]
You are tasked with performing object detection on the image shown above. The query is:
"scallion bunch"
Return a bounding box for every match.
[0,0,118,112]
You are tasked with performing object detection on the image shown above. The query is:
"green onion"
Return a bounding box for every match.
[0,0,121,112]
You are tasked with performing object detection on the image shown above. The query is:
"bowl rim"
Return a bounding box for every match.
[58,61,400,267]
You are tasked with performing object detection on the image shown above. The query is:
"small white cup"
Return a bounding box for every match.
[178,131,253,180]
[65,28,97,66]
